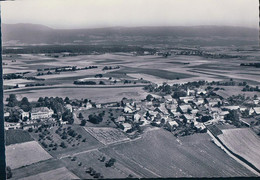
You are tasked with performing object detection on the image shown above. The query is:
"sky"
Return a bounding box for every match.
[1,0,259,29]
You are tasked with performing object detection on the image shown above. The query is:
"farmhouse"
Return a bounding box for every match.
[30,107,54,120]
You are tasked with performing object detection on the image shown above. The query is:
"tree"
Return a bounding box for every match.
[62,110,74,124]
[6,166,12,179]
[8,110,20,122]
[64,97,70,104]
[80,119,86,126]
[88,114,103,124]
[20,97,31,112]
[99,81,105,85]
[7,94,18,107]
[79,113,84,119]
[224,110,240,127]
[60,141,67,148]
[105,158,116,167]
[146,94,153,101]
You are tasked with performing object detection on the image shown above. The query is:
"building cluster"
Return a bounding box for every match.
[4,107,54,130]
[113,85,260,134]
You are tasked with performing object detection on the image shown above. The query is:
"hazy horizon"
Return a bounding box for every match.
[1,0,259,29]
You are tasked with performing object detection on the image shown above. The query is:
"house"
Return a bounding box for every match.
[249,108,255,116]
[85,102,93,109]
[164,95,173,102]
[178,104,192,114]
[19,110,30,120]
[253,107,260,115]
[166,121,179,130]
[4,112,10,119]
[194,121,206,130]
[219,111,229,120]
[197,88,207,95]
[122,123,132,132]
[182,114,195,123]
[133,113,141,122]
[23,123,41,130]
[124,105,135,113]
[116,116,126,123]
[207,99,220,107]
[222,106,240,111]
[4,122,21,130]
[30,107,54,120]
[65,104,73,112]
[96,104,102,108]
[180,96,194,103]
[253,100,259,105]
[194,98,205,106]
[187,88,195,96]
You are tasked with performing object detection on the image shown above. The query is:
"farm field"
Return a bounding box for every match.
[218,128,260,171]
[6,141,52,169]
[61,149,139,179]
[19,167,79,180]
[5,86,149,103]
[11,159,65,179]
[85,127,129,145]
[100,129,255,178]
[5,129,33,146]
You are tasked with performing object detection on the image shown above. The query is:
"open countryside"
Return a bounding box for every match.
[3,24,260,179]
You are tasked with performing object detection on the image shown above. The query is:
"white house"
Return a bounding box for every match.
[180,96,194,103]
[122,123,132,132]
[65,104,73,112]
[166,121,179,130]
[253,107,260,115]
[116,116,126,123]
[178,104,192,113]
[4,122,21,130]
[30,107,54,120]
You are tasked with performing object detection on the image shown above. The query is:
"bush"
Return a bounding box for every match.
[80,120,86,126]
[105,158,116,167]
[6,166,12,179]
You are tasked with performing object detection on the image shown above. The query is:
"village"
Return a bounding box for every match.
[4,79,260,139]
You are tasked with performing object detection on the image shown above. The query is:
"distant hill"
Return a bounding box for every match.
[2,23,258,46]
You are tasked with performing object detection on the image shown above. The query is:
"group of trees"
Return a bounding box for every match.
[74,81,96,85]
[62,110,74,124]
[88,114,103,124]
[224,110,241,127]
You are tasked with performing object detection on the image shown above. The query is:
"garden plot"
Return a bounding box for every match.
[85,127,129,145]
